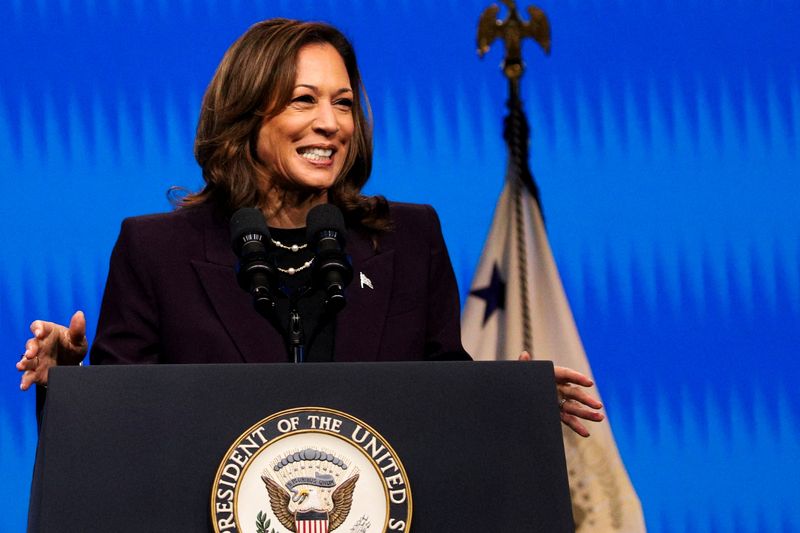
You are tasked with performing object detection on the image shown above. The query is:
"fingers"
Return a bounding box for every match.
[559,384,603,410]
[30,319,54,340]
[23,337,39,359]
[24,321,52,363]
[495,356,605,437]
[19,368,37,391]
[17,350,41,390]
[16,353,52,391]
[63,311,89,364]
[19,313,85,391]
[561,398,605,423]
[560,411,591,438]
[556,374,605,437]
[23,323,54,365]
[16,354,36,372]
[67,310,87,346]
[554,365,594,387]
[19,371,32,391]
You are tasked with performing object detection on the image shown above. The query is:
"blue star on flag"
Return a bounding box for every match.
[469,263,506,325]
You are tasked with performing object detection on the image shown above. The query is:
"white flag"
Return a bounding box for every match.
[462,176,646,532]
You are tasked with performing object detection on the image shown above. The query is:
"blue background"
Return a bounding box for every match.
[1,1,798,531]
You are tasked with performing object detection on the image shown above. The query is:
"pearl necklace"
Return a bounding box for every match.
[271,238,307,253]
[277,258,314,276]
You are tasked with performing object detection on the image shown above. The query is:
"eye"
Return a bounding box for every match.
[335,98,353,110]
[291,94,315,105]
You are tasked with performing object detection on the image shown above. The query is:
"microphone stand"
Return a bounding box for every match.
[288,307,304,364]
[286,286,312,364]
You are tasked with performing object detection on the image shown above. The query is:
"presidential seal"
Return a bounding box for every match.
[211,407,412,533]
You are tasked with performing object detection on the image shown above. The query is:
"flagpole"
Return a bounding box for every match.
[477,0,548,208]
[471,5,648,529]
[477,0,550,354]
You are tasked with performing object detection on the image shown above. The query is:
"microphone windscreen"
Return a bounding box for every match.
[306,204,347,242]
[230,208,270,255]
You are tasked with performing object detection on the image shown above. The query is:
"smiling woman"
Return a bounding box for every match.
[15,18,602,437]
[255,43,356,225]
[189,19,385,234]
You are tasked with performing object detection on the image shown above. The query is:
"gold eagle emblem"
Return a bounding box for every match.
[261,473,360,532]
[477,0,551,79]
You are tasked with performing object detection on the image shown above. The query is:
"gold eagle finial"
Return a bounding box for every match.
[477,0,551,80]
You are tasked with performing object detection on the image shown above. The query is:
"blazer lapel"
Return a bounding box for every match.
[191,209,394,363]
[335,233,394,362]
[192,217,287,363]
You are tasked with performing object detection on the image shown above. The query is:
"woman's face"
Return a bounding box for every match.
[256,43,355,194]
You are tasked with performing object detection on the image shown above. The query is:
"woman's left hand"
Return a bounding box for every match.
[518,351,604,437]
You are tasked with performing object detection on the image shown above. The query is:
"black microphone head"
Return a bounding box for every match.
[306,204,347,244]
[230,208,270,257]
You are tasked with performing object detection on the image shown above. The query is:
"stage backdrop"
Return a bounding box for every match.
[1,2,798,531]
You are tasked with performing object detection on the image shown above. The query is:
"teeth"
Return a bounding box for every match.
[299,147,333,160]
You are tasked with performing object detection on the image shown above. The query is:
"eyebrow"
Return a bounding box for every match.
[295,84,353,96]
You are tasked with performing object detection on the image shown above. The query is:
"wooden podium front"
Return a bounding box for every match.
[28,361,574,532]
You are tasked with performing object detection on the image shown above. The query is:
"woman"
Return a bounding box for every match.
[16,19,603,436]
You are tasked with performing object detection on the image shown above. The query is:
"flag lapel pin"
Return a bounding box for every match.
[360,272,374,289]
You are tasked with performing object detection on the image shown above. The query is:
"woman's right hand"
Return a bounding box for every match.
[16,311,88,390]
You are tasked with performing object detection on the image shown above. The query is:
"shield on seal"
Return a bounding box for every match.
[296,510,329,533]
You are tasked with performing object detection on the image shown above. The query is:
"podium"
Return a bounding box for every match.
[28,361,574,532]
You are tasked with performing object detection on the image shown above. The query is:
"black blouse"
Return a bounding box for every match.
[269,226,334,362]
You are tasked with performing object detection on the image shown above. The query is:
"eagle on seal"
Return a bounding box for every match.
[261,473,360,532]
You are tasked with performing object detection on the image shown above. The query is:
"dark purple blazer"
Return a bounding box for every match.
[89,202,469,365]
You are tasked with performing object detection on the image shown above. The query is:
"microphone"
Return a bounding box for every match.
[306,204,353,314]
[230,208,278,317]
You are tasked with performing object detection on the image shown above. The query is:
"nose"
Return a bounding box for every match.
[312,101,340,136]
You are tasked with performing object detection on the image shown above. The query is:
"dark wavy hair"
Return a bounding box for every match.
[184,18,390,234]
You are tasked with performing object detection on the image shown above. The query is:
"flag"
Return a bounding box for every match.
[461,102,646,532]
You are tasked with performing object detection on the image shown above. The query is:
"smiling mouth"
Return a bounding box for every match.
[297,147,334,162]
